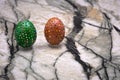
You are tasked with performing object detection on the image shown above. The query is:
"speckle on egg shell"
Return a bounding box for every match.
[15,20,37,48]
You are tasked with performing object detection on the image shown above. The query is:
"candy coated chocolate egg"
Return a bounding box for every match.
[15,20,37,48]
[44,17,65,45]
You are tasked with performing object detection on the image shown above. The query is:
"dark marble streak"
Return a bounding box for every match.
[0,21,19,80]
[4,21,8,35]
[82,21,109,30]
[51,1,86,80]
[65,1,92,79]
[0,0,36,79]
[65,0,120,80]
[103,13,113,61]
[5,23,19,80]
[68,16,83,38]
[113,26,120,34]
[53,50,68,80]
[102,60,109,80]
[112,68,117,80]
[28,50,45,80]
[66,37,92,80]
[85,13,120,80]
[15,48,46,80]
[50,1,87,80]
[77,39,120,80]
[65,0,78,10]
[96,71,103,80]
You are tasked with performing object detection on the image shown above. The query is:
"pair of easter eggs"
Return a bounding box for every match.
[15,17,65,48]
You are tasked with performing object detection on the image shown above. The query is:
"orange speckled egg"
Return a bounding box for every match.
[44,17,65,45]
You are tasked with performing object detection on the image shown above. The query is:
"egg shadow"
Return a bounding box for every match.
[19,46,33,51]
[48,43,62,49]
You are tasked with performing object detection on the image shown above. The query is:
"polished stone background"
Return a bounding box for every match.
[0,0,120,80]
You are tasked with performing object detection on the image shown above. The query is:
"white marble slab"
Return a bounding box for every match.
[0,0,120,80]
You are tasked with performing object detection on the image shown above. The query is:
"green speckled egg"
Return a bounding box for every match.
[15,20,37,48]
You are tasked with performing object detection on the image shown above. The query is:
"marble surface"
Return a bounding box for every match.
[0,0,120,80]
